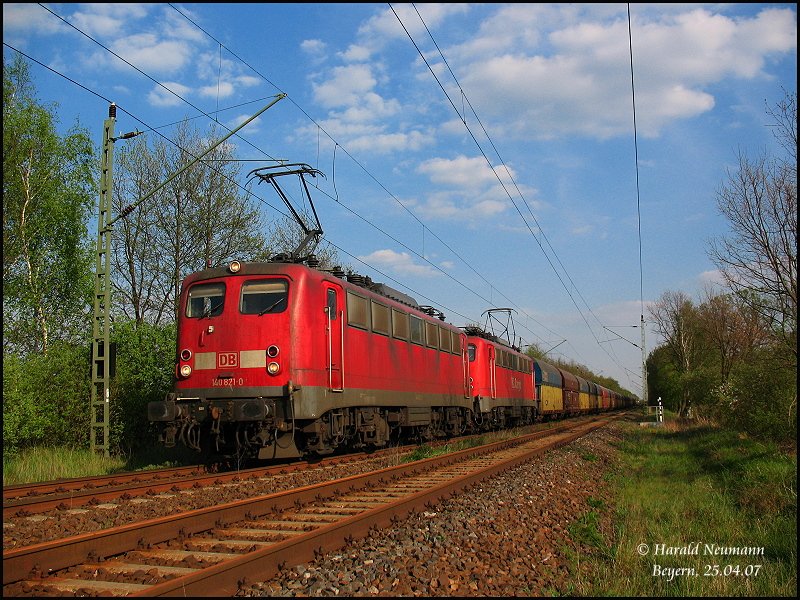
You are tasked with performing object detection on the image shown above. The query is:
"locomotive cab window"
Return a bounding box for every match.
[468,343,476,362]
[186,283,225,318]
[240,280,288,315]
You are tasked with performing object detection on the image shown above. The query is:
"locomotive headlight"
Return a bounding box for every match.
[180,364,192,378]
[267,361,280,375]
[229,260,241,273]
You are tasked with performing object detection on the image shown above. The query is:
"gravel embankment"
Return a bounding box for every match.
[242,422,625,597]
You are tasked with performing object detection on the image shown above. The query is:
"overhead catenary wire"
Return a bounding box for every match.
[12,4,640,390]
[396,3,636,387]
[627,3,648,403]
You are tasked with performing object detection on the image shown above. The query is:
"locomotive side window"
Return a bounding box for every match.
[186,283,225,318]
[392,309,409,340]
[371,301,390,336]
[409,315,424,345]
[425,321,439,349]
[468,343,476,362]
[452,331,462,355]
[438,325,451,352]
[346,291,369,330]
[240,280,288,315]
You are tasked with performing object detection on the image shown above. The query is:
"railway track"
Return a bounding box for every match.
[3,415,617,597]
[3,434,488,520]
[3,418,580,520]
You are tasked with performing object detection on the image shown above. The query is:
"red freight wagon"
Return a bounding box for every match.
[559,368,581,416]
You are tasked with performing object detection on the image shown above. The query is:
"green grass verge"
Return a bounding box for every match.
[2,445,198,486]
[568,418,797,597]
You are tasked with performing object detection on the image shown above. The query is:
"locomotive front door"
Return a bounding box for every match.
[324,285,344,392]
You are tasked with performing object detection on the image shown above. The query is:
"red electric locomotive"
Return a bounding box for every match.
[464,329,536,429]
[148,259,474,460]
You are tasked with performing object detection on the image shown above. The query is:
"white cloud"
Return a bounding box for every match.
[418,155,507,188]
[301,39,328,64]
[199,81,235,99]
[340,44,372,63]
[347,130,433,154]
[356,4,472,50]
[147,81,192,107]
[69,4,150,38]
[3,4,65,36]
[697,269,726,288]
[312,64,377,109]
[357,249,440,277]
[444,5,797,140]
[107,34,193,74]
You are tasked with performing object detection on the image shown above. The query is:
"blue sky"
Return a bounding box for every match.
[4,3,797,397]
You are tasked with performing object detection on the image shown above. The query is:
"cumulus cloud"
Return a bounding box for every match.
[418,155,508,188]
[312,64,377,109]
[409,155,545,223]
[357,249,441,277]
[3,3,65,37]
[445,5,797,139]
[147,81,192,107]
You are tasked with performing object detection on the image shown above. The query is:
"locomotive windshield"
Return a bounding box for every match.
[186,283,225,318]
[241,280,288,315]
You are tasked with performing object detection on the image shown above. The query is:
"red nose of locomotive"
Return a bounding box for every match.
[174,261,291,391]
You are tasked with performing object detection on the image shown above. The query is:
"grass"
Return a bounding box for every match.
[401,426,534,463]
[2,444,197,486]
[568,417,797,597]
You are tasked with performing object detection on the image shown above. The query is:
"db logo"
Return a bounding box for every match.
[218,352,239,368]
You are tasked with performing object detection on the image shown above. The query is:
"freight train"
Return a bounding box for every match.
[147,258,635,461]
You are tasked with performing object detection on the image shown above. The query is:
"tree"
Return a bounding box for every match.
[648,290,707,417]
[697,287,768,382]
[3,55,95,355]
[111,121,271,325]
[708,90,797,368]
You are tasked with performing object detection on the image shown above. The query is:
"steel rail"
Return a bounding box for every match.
[4,416,618,595]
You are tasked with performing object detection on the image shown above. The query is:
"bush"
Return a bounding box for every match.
[713,352,797,444]
[3,320,177,458]
[109,320,176,454]
[3,341,91,455]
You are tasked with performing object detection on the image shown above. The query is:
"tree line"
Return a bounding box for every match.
[647,91,796,445]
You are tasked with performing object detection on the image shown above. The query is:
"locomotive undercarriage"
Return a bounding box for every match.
[151,394,537,462]
[298,405,472,456]
[472,403,536,432]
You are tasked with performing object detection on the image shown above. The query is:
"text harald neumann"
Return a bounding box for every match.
[653,542,764,556]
